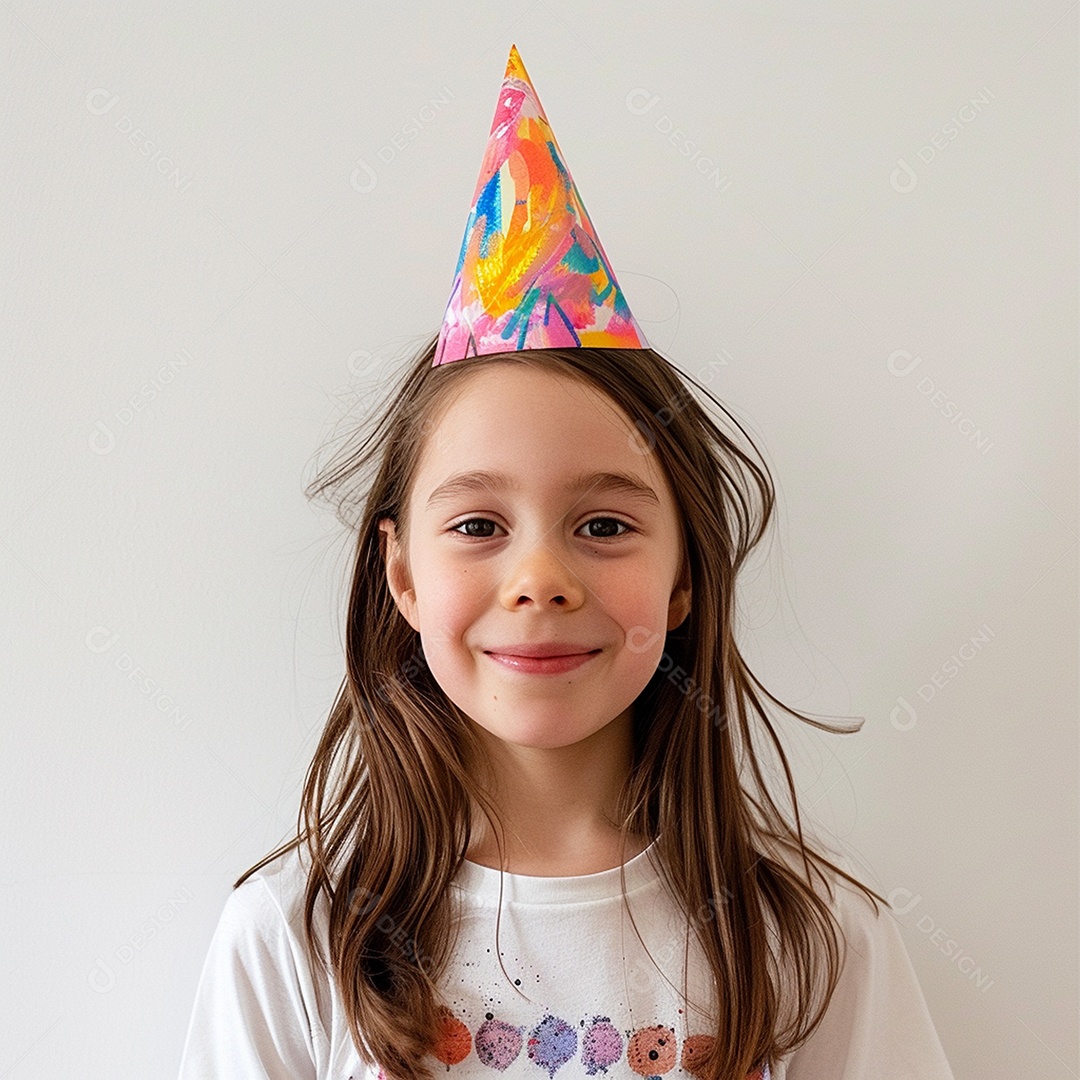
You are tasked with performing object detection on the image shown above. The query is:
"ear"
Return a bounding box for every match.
[667,554,692,632]
[377,517,420,632]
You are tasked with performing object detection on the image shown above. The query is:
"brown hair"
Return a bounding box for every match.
[236,333,887,1080]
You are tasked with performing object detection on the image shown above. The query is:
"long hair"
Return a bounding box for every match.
[236,333,887,1080]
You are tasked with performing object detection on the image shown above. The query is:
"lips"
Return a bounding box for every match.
[484,649,601,675]
[484,643,600,659]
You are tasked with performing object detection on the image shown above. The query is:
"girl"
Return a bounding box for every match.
[178,45,955,1080]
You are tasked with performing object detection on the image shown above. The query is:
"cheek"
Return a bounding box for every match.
[611,584,673,667]
[413,564,483,642]
[611,577,670,627]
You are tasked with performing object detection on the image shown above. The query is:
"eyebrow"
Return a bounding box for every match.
[425,469,661,510]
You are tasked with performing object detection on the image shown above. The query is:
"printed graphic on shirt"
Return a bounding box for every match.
[360,1006,770,1079]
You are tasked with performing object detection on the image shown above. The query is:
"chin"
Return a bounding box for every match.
[473,713,613,750]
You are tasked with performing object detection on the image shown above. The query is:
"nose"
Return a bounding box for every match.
[497,534,587,610]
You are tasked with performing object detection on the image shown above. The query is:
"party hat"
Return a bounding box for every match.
[434,44,648,366]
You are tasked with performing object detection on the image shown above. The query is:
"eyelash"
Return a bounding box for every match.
[447,515,637,541]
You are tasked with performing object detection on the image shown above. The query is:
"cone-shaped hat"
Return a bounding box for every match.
[434,44,648,366]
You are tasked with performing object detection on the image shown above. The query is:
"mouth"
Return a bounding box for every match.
[483,649,601,675]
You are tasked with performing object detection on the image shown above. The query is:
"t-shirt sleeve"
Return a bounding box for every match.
[783,881,955,1079]
[177,877,319,1080]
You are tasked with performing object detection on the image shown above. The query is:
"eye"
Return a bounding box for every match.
[450,517,498,538]
[447,516,636,540]
[580,516,635,539]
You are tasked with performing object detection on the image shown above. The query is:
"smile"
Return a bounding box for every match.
[483,650,601,675]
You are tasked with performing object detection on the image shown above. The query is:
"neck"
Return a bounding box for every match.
[462,707,651,875]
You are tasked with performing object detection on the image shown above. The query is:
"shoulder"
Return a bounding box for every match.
[811,857,890,950]
[765,847,955,1077]
[761,842,916,1001]
[764,839,887,939]
[212,845,324,961]
[178,846,337,1078]
[240,844,317,913]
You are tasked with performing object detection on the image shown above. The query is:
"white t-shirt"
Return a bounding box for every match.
[177,840,955,1078]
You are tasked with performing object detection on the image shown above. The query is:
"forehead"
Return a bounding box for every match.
[413,363,673,503]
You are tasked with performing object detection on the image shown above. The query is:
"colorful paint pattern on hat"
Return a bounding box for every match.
[434,44,648,366]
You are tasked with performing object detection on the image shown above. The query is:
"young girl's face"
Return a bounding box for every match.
[379,363,691,753]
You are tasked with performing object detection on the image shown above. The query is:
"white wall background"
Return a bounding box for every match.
[2,2,1075,1076]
